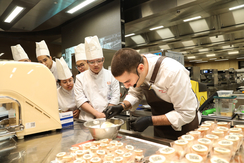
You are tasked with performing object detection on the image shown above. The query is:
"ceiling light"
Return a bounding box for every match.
[196,61,208,63]
[210,58,217,60]
[182,40,195,46]
[198,48,209,52]
[215,59,229,61]
[150,26,164,31]
[237,57,244,59]
[159,45,170,50]
[4,6,24,23]
[131,35,146,44]
[222,45,232,49]
[183,16,201,22]
[125,33,135,37]
[229,4,244,11]
[187,56,196,59]
[206,54,215,57]
[189,60,202,62]
[209,35,224,42]
[228,51,239,55]
[67,0,95,14]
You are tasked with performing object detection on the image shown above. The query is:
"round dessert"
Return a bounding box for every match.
[185,153,203,163]
[214,147,231,154]
[159,147,175,155]
[205,134,219,140]
[192,144,208,153]
[181,135,194,141]
[229,128,242,133]
[198,138,212,145]
[149,155,165,163]
[91,157,101,163]
[210,157,229,163]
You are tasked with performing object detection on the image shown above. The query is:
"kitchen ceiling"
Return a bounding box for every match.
[1,0,244,63]
[123,0,244,63]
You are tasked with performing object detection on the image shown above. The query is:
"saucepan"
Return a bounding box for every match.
[84,118,124,140]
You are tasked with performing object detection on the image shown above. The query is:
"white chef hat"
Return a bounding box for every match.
[56,57,72,80]
[75,43,86,62]
[36,40,50,58]
[11,44,29,61]
[85,35,103,60]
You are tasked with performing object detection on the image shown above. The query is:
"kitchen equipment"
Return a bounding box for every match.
[217,90,233,97]
[214,96,237,119]
[235,105,244,120]
[84,118,124,140]
[0,62,61,139]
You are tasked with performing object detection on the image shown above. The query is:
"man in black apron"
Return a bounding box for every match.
[103,48,199,140]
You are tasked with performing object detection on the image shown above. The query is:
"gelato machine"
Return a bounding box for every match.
[0,61,61,139]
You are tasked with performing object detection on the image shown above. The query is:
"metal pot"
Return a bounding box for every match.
[84,118,124,140]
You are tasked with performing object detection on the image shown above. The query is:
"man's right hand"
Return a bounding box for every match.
[103,105,124,119]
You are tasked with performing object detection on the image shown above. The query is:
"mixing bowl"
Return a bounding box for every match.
[84,118,124,140]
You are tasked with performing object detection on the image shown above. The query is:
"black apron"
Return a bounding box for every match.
[140,56,198,140]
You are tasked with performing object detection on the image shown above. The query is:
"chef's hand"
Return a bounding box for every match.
[103,105,124,119]
[130,116,153,132]
[73,109,80,118]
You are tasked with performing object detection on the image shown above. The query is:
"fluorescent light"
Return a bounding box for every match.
[182,40,195,46]
[183,16,201,22]
[237,57,244,59]
[125,33,135,37]
[229,4,244,10]
[187,56,196,59]
[150,26,164,31]
[210,58,217,60]
[4,6,24,23]
[215,59,229,61]
[189,60,202,62]
[67,0,95,14]
[196,61,208,63]
[131,35,146,44]
[206,54,215,57]
[222,45,232,49]
[198,48,209,52]
[228,51,239,55]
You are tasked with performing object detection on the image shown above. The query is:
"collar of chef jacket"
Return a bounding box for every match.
[61,86,74,95]
[88,67,104,79]
[50,60,56,73]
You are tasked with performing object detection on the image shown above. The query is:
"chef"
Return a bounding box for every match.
[36,40,58,81]
[56,57,80,118]
[75,43,89,73]
[11,44,31,62]
[104,48,199,140]
[74,35,120,121]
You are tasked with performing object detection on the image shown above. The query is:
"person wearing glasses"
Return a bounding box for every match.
[75,43,89,73]
[74,35,120,121]
[11,44,31,62]
[103,48,199,140]
[36,40,58,81]
[56,57,80,118]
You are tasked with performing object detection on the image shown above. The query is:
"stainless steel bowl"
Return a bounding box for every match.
[84,118,124,140]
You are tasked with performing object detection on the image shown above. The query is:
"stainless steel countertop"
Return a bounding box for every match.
[0,121,173,163]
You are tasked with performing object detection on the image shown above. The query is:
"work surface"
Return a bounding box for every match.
[0,121,172,163]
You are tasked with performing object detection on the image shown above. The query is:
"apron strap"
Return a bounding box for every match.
[149,56,166,84]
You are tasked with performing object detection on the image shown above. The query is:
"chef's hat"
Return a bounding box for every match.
[75,43,86,62]
[11,44,29,61]
[85,35,103,60]
[36,40,50,58]
[56,57,72,80]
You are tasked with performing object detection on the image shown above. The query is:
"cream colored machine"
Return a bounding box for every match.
[0,62,61,139]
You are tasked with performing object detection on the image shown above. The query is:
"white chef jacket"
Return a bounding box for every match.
[57,86,77,111]
[124,54,200,131]
[74,67,120,121]
[50,61,58,81]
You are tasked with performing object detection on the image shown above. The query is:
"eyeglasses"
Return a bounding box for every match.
[87,58,104,65]
[76,63,85,69]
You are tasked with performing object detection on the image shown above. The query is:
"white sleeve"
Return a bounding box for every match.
[109,76,120,105]
[163,69,197,130]
[74,75,89,108]
[124,87,144,106]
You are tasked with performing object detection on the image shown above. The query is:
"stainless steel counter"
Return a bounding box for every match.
[0,121,173,163]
